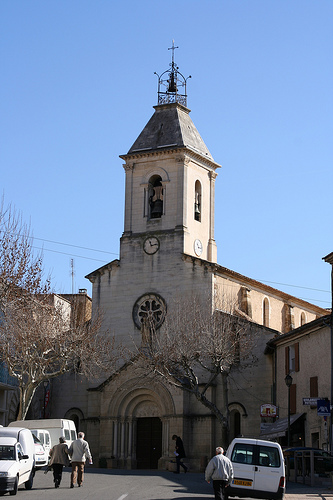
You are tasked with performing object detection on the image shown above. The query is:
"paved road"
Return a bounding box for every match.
[9,467,333,500]
[11,467,213,499]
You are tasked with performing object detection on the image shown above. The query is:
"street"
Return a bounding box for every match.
[11,468,213,500]
[9,468,333,500]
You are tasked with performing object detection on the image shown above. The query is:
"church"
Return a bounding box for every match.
[48,47,327,471]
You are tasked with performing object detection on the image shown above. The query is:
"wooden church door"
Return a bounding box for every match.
[136,417,162,469]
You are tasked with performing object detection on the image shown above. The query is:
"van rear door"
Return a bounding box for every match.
[230,442,255,492]
[253,444,282,494]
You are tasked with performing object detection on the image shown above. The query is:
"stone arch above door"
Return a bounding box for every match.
[104,377,176,418]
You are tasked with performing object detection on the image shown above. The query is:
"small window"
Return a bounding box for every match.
[285,343,299,374]
[310,376,318,398]
[289,344,296,372]
[45,433,50,446]
[194,180,201,222]
[263,298,269,327]
[231,443,254,464]
[258,445,280,467]
[64,429,70,440]
[71,430,77,440]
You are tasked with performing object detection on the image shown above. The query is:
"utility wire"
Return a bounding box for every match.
[32,246,109,263]
[32,236,117,255]
[5,231,330,302]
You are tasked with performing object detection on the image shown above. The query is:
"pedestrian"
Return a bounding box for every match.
[205,447,234,500]
[68,431,93,488]
[172,434,188,474]
[48,436,70,488]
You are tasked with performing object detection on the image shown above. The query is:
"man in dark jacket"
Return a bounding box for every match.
[172,434,188,474]
[48,437,69,488]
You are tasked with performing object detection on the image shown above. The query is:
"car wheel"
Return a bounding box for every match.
[9,477,18,496]
[25,471,34,490]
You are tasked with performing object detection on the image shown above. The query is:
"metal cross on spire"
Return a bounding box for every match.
[154,41,191,107]
[168,39,179,67]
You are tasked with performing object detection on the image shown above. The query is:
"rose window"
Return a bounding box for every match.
[132,293,167,330]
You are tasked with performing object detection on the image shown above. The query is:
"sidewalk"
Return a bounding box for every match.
[286,480,333,499]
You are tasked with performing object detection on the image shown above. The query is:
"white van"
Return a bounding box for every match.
[30,430,51,458]
[225,438,285,500]
[0,427,35,495]
[31,433,48,469]
[9,419,77,449]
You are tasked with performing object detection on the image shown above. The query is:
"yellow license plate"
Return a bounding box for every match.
[233,479,252,487]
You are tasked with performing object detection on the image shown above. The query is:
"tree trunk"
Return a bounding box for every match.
[221,371,230,447]
[18,382,39,420]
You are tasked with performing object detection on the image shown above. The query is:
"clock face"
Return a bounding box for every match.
[194,239,203,256]
[143,236,160,255]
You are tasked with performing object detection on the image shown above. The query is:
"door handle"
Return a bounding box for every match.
[254,466,258,471]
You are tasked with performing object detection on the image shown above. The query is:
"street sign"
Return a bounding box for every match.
[317,399,330,417]
[303,397,319,405]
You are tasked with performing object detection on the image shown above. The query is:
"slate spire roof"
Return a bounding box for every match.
[127,102,214,161]
[126,42,214,162]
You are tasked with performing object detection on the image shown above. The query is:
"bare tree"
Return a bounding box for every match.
[0,201,117,420]
[136,293,257,445]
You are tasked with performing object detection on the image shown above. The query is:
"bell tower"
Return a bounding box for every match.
[119,43,220,263]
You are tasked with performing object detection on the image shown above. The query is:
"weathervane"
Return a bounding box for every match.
[154,40,191,107]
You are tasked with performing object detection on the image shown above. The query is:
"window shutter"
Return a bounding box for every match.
[295,342,299,372]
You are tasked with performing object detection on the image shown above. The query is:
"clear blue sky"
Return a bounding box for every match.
[1,0,332,308]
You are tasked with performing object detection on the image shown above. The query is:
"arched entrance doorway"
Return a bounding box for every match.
[136,417,162,469]
[105,375,175,469]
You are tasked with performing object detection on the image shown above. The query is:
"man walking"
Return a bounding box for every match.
[68,432,92,488]
[172,434,188,474]
[48,436,69,488]
[205,447,234,500]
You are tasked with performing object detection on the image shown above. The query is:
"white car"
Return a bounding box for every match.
[0,428,35,495]
[32,434,48,469]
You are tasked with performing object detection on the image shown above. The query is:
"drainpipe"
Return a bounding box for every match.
[323,252,333,452]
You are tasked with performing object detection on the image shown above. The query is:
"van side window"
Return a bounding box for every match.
[17,443,23,459]
[64,429,70,440]
[70,430,76,441]
[231,444,254,464]
[258,445,280,467]
[45,434,50,446]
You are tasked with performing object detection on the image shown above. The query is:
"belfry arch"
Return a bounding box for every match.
[102,377,175,469]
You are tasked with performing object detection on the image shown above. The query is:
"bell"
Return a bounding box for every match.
[167,73,177,93]
[194,203,201,221]
[151,199,163,218]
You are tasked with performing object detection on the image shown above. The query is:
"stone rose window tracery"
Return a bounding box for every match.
[132,293,167,331]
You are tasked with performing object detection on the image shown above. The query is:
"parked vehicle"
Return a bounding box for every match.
[29,430,51,459]
[9,419,77,449]
[283,447,333,476]
[225,438,285,500]
[0,427,35,495]
[31,434,48,469]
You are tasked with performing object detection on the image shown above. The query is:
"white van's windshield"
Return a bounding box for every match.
[0,445,15,460]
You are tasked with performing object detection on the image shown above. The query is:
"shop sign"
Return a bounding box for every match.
[260,404,277,417]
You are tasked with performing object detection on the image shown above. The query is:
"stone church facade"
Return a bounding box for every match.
[47,52,327,470]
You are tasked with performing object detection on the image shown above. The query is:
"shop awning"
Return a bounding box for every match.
[260,413,304,440]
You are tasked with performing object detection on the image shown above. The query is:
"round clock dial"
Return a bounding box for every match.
[194,239,203,256]
[143,236,160,255]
